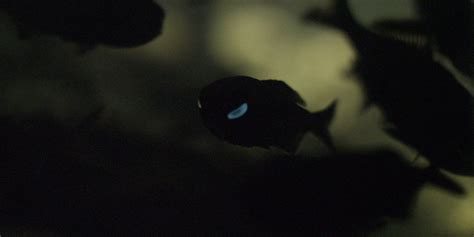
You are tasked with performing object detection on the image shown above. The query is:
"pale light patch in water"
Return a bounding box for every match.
[207,2,474,235]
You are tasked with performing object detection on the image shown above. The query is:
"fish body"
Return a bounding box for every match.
[416,0,472,75]
[304,0,474,175]
[198,76,335,153]
[368,0,472,75]
[242,150,464,234]
[3,0,165,48]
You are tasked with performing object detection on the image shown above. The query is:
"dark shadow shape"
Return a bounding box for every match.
[303,0,474,175]
[240,150,465,235]
[2,0,165,49]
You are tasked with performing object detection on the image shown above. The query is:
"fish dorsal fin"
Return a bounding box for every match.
[371,19,431,50]
[372,20,428,35]
[263,80,306,106]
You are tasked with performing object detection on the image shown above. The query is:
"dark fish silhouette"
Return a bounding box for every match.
[241,150,464,235]
[198,76,336,152]
[3,0,165,49]
[370,0,472,75]
[304,0,474,175]
[416,0,472,75]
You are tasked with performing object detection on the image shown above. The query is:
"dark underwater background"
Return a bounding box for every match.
[0,0,473,236]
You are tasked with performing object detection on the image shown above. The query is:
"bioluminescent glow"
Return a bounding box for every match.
[227,103,248,120]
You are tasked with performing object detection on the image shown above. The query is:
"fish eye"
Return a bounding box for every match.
[227,103,248,120]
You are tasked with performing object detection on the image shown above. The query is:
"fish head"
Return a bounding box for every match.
[198,76,282,148]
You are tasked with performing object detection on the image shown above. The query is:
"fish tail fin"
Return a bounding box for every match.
[309,100,337,149]
[303,0,360,32]
[423,166,465,195]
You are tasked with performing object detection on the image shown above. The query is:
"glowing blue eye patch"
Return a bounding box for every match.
[227,103,248,120]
